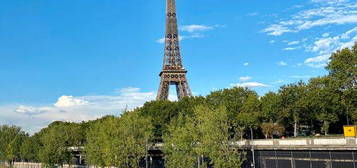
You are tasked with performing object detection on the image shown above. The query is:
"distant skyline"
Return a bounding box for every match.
[1,0,356,133]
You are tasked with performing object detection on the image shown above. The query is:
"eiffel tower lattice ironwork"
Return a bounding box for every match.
[157,0,192,100]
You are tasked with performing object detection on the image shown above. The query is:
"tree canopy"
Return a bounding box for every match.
[0,43,356,167]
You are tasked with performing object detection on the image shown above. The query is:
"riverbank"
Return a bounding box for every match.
[0,162,86,168]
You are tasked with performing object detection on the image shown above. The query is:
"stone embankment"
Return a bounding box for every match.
[2,162,86,168]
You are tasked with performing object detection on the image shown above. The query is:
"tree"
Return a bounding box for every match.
[207,87,260,139]
[326,43,357,124]
[86,112,153,168]
[279,81,309,137]
[138,96,206,140]
[115,111,153,168]
[0,125,24,164]
[163,114,197,168]
[206,87,256,122]
[38,123,73,167]
[20,135,40,162]
[175,96,207,118]
[307,77,342,135]
[6,132,27,163]
[236,93,261,136]
[164,105,243,168]
[139,100,178,138]
[261,92,283,123]
[194,105,243,168]
[85,116,113,166]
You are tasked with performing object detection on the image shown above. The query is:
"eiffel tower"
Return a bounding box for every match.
[157,0,192,100]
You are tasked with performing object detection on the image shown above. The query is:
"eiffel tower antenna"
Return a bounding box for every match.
[157,0,192,100]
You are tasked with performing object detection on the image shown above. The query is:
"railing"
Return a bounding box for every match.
[9,162,87,168]
[236,137,357,150]
[148,137,357,151]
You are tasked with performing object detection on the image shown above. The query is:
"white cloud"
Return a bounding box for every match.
[239,76,252,82]
[297,15,357,31]
[54,96,89,107]
[311,0,347,4]
[322,32,330,37]
[168,94,178,102]
[15,105,48,116]
[304,27,357,67]
[277,61,288,66]
[287,41,300,45]
[305,54,330,63]
[156,34,204,44]
[263,1,357,36]
[263,24,294,36]
[156,38,165,44]
[231,82,269,88]
[243,62,249,66]
[341,27,357,39]
[304,54,331,68]
[1,87,156,134]
[262,1,357,68]
[156,24,224,43]
[311,36,339,52]
[269,40,276,44]
[180,25,213,33]
[180,24,225,33]
[283,47,298,51]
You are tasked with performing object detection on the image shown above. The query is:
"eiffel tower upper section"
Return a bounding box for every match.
[162,0,183,71]
[156,0,192,100]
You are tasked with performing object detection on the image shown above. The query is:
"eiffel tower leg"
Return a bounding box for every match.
[176,81,191,100]
[183,81,192,97]
[157,80,170,100]
[176,82,184,100]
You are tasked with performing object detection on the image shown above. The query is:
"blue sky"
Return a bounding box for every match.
[1,0,356,133]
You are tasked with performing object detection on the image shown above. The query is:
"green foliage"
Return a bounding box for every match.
[194,106,242,168]
[326,43,357,123]
[237,93,261,130]
[261,92,282,122]
[279,81,309,136]
[1,43,356,168]
[327,43,357,91]
[307,77,341,134]
[38,123,73,167]
[138,96,206,138]
[207,87,256,120]
[0,125,26,163]
[85,112,153,168]
[20,136,40,162]
[139,100,178,137]
[207,87,261,139]
[84,116,114,166]
[6,132,27,162]
[164,105,243,168]
[163,114,197,168]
